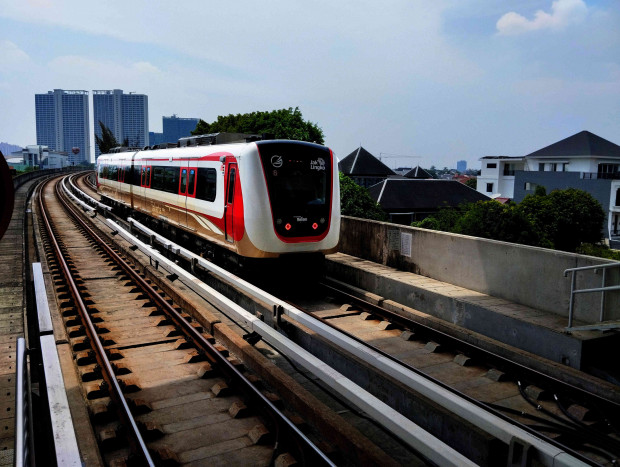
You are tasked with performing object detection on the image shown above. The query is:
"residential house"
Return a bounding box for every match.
[477,131,620,242]
[368,179,489,225]
[338,146,397,188]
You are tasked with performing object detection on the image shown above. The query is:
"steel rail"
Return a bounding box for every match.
[59,177,334,466]
[40,177,155,466]
[317,281,620,463]
[321,279,620,413]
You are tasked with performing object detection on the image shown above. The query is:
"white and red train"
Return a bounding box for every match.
[96,139,340,260]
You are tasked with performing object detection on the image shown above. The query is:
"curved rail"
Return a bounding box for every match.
[56,175,334,465]
[39,177,155,465]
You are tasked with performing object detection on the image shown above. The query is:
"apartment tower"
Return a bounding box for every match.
[93,89,149,159]
[35,89,90,165]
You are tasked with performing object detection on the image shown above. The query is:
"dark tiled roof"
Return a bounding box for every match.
[368,179,489,210]
[338,147,396,176]
[404,165,433,179]
[524,131,620,159]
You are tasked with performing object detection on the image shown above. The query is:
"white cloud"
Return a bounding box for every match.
[496,0,588,35]
[0,40,30,69]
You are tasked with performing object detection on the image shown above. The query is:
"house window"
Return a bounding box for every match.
[486,163,497,169]
[539,163,545,171]
[616,188,620,207]
[486,183,493,193]
[598,164,620,179]
[503,164,515,176]
[562,163,569,172]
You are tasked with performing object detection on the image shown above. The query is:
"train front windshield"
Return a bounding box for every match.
[258,141,332,238]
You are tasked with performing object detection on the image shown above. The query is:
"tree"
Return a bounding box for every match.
[95,121,128,154]
[193,107,324,144]
[464,178,477,190]
[519,188,605,252]
[415,188,606,253]
[339,173,388,221]
[412,206,465,232]
[454,200,548,247]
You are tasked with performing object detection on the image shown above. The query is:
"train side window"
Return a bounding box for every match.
[180,169,188,194]
[188,168,196,197]
[196,168,217,202]
[163,166,178,193]
[152,166,165,191]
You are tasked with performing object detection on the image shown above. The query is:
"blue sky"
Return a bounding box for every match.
[0,0,618,169]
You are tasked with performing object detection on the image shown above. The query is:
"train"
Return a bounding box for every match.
[96,136,340,264]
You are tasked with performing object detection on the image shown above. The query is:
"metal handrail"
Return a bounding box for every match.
[564,262,620,329]
[14,338,30,467]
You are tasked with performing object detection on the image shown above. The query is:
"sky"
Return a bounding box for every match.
[0,0,619,169]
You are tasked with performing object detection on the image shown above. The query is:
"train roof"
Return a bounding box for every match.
[97,140,328,164]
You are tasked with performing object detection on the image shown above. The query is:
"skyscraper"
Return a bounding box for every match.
[150,115,200,146]
[163,115,200,142]
[35,89,90,165]
[457,160,467,173]
[93,89,149,159]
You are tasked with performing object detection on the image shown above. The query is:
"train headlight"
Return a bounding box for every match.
[285,223,292,231]
[312,223,318,230]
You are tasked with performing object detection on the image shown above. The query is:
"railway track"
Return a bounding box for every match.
[281,281,620,464]
[35,175,347,465]
[64,172,620,465]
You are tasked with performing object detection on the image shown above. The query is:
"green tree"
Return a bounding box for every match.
[339,173,388,221]
[95,121,128,154]
[454,200,548,247]
[464,178,477,190]
[412,206,465,232]
[519,188,605,252]
[193,107,324,144]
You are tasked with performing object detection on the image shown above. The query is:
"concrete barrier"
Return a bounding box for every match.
[339,216,619,324]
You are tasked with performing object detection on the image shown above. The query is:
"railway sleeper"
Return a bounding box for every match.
[85,380,110,399]
[138,421,165,441]
[79,364,102,382]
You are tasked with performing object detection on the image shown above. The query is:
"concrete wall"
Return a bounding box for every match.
[339,216,620,323]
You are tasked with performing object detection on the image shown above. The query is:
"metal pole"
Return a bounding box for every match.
[568,271,576,328]
[600,268,606,322]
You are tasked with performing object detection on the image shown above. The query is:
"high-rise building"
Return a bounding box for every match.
[149,115,200,146]
[163,115,200,142]
[93,89,149,159]
[457,160,467,173]
[35,89,90,165]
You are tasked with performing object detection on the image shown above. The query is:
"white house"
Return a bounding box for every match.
[477,156,525,199]
[477,131,620,244]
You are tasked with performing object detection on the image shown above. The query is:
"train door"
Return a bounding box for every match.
[139,164,151,213]
[225,162,237,243]
[178,164,197,228]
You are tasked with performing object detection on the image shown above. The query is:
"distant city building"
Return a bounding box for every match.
[93,89,149,159]
[149,115,200,146]
[10,145,69,169]
[163,115,200,142]
[0,142,22,156]
[457,160,467,172]
[148,131,166,146]
[35,89,90,165]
